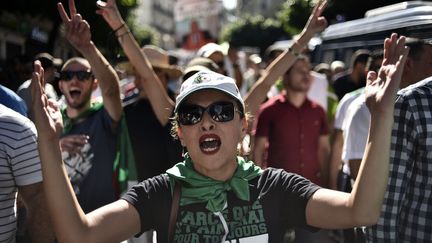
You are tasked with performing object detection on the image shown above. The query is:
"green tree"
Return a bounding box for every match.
[277,0,313,35]
[220,15,289,56]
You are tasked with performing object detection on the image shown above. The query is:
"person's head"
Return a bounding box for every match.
[282,55,312,93]
[314,62,332,81]
[366,49,384,73]
[59,57,95,110]
[330,60,345,75]
[264,44,284,67]
[197,43,226,73]
[182,57,221,82]
[350,49,371,81]
[247,54,262,71]
[401,37,432,88]
[34,52,63,84]
[172,71,247,177]
[117,45,183,96]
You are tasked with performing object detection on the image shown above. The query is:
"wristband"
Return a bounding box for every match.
[113,23,126,33]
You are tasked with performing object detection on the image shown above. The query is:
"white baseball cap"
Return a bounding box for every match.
[175,70,244,113]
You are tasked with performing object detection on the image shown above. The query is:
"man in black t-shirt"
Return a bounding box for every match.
[120,45,184,181]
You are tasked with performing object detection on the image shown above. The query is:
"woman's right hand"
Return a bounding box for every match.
[96,0,125,31]
[31,61,63,141]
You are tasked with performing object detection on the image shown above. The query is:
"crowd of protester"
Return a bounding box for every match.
[0,0,431,242]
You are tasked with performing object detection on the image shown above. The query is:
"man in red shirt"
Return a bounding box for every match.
[253,55,330,187]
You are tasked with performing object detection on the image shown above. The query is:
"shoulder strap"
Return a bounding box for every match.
[168,181,181,243]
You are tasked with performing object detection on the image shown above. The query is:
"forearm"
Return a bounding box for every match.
[78,42,122,121]
[329,132,343,190]
[318,142,330,188]
[116,27,173,125]
[38,138,90,242]
[349,115,393,224]
[244,41,304,117]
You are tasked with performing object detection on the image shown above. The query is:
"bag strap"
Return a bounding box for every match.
[168,181,181,243]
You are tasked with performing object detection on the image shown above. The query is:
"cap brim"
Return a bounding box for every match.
[175,84,242,112]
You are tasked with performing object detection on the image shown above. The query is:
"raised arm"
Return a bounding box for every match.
[58,0,122,122]
[305,34,409,229]
[31,60,140,242]
[96,0,174,125]
[244,0,328,121]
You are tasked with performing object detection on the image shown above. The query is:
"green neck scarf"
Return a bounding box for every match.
[166,154,263,212]
[61,102,104,133]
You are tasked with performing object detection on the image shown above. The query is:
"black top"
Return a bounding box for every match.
[124,96,183,181]
[122,167,321,243]
[333,73,365,100]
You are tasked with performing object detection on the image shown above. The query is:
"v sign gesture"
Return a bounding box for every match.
[56,0,122,122]
[57,0,92,52]
[301,0,328,38]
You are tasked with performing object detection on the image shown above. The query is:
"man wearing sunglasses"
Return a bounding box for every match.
[16,52,61,119]
[57,0,123,214]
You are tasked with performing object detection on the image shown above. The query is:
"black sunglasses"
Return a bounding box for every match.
[177,101,243,126]
[60,71,93,81]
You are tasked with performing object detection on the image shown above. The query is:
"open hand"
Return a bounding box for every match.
[31,61,63,140]
[365,33,409,116]
[57,0,92,51]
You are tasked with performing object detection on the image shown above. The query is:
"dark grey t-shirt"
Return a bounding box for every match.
[61,108,118,213]
[122,167,321,243]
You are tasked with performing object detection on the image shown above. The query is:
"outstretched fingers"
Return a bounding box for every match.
[57,0,78,23]
[31,61,47,123]
[57,3,70,23]
[313,0,328,17]
[385,36,409,91]
[68,0,77,17]
[366,70,377,87]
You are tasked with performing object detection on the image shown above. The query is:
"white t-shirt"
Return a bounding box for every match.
[334,87,364,130]
[342,94,370,174]
[0,105,43,242]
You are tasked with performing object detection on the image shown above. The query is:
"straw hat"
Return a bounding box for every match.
[117,45,183,79]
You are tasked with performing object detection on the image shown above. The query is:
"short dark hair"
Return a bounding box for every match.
[351,49,371,68]
[34,53,62,70]
[366,49,384,73]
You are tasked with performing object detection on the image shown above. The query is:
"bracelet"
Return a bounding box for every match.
[113,23,126,33]
[116,29,131,38]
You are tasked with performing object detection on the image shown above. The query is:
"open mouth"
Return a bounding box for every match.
[69,88,82,99]
[199,135,221,154]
